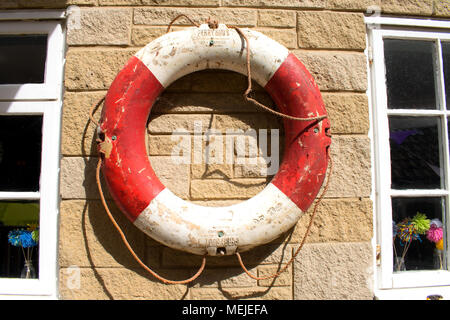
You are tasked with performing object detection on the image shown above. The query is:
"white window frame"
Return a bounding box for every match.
[0,21,64,100]
[367,16,450,299]
[0,12,65,299]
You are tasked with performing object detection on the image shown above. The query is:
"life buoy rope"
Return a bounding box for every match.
[89,18,332,284]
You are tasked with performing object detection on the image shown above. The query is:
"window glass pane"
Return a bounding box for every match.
[0,116,42,191]
[0,35,47,84]
[443,42,450,110]
[384,39,437,110]
[0,201,39,279]
[389,116,442,189]
[392,197,446,272]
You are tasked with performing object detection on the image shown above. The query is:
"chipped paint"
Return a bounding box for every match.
[135,184,302,256]
[98,136,113,159]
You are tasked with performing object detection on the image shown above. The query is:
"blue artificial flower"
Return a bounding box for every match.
[7,229,38,248]
[8,230,22,247]
[19,231,37,248]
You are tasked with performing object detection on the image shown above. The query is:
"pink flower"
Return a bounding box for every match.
[426,226,443,243]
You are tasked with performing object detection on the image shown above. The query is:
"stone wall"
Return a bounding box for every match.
[3,0,447,300]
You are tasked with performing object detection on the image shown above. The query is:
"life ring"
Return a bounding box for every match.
[99,24,331,256]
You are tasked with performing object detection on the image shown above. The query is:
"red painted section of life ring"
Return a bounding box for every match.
[99,56,165,221]
[266,53,331,212]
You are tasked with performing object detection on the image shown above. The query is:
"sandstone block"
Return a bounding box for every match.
[190,178,268,200]
[149,156,190,199]
[134,7,257,27]
[222,0,324,8]
[59,267,111,300]
[62,91,107,156]
[65,48,135,91]
[257,10,296,27]
[239,243,294,265]
[233,132,259,158]
[162,243,292,268]
[148,114,213,134]
[381,0,434,16]
[67,8,132,46]
[18,0,96,7]
[59,267,188,300]
[190,71,248,93]
[322,93,369,134]
[254,28,297,49]
[148,134,190,156]
[434,0,450,17]
[294,50,367,92]
[69,0,97,3]
[234,159,273,178]
[100,0,220,5]
[162,247,210,268]
[212,114,282,132]
[190,286,292,300]
[58,200,146,268]
[191,163,234,179]
[60,156,109,200]
[327,0,381,11]
[258,264,291,287]
[151,93,269,114]
[99,0,142,4]
[297,11,365,50]
[193,267,258,288]
[327,135,371,198]
[194,133,226,165]
[164,69,264,94]
[131,27,167,46]
[290,198,373,244]
[189,288,228,300]
[220,286,292,300]
[293,242,374,299]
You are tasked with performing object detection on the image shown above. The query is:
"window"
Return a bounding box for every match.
[367,17,450,298]
[0,14,65,298]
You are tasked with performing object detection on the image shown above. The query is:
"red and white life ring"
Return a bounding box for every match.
[99,24,331,256]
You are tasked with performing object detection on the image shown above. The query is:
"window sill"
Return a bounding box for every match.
[391,270,450,288]
[375,286,450,300]
[0,278,57,297]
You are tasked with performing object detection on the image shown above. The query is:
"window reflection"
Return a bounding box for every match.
[0,116,42,192]
[0,35,47,84]
[384,39,437,110]
[442,42,450,110]
[389,116,442,189]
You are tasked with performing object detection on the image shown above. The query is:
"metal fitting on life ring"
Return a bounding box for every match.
[98,23,331,256]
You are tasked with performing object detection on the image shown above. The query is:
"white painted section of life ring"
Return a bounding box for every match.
[134,23,289,89]
[134,183,303,256]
